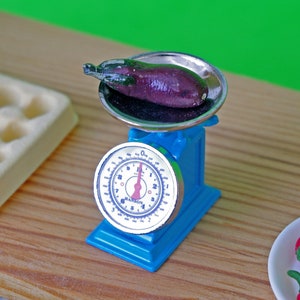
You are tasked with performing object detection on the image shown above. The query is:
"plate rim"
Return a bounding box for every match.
[268,217,300,300]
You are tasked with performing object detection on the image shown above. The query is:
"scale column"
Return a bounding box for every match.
[128,115,219,196]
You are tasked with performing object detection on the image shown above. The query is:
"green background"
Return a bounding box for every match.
[1,0,300,91]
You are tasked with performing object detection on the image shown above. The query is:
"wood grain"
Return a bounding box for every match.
[1,12,300,299]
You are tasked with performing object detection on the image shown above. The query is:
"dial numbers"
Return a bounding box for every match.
[94,142,182,234]
[111,160,162,215]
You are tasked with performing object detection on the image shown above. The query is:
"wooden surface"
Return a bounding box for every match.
[1,13,300,299]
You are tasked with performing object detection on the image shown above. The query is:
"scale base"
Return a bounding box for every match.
[86,185,220,272]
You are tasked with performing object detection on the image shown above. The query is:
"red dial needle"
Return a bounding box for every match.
[131,162,143,200]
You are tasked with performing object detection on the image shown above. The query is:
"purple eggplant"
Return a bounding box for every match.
[83,59,208,108]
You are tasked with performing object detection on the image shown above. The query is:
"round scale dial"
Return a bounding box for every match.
[94,142,183,234]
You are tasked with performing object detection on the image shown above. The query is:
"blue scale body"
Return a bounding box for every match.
[86,115,221,272]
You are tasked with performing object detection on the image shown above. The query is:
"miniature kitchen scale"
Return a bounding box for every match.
[84,51,227,272]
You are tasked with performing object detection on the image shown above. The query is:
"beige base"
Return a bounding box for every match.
[0,74,78,206]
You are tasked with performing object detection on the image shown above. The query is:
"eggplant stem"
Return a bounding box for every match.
[83,63,105,80]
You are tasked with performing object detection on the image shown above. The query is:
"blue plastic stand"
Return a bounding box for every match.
[86,116,221,272]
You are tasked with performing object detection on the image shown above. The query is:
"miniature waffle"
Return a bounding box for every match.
[0,74,78,206]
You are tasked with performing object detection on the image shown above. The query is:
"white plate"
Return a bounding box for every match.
[268,218,300,300]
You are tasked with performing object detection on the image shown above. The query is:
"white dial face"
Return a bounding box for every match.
[94,142,182,234]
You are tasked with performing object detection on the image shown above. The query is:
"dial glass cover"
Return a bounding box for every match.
[94,142,182,234]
